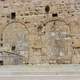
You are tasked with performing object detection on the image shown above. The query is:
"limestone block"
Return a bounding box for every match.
[72,39,80,48]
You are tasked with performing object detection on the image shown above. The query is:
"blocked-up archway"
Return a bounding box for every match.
[44,19,72,64]
[1,22,29,65]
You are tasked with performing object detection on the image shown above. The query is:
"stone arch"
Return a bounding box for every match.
[43,18,71,32]
[1,21,29,64]
[43,18,72,64]
[2,21,29,33]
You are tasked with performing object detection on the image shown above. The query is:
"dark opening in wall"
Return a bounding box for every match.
[37,25,43,31]
[0,61,3,65]
[11,46,16,51]
[0,0,5,1]
[1,34,3,41]
[1,37,3,41]
[0,43,3,47]
[52,13,58,17]
[11,12,16,19]
[45,5,50,13]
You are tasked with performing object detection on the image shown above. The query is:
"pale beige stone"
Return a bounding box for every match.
[0,0,79,64]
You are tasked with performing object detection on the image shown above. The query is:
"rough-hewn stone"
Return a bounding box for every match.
[0,0,80,64]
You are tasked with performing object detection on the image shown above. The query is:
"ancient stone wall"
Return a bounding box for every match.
[0,0,80,64]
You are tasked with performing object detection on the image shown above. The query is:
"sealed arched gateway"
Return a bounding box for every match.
[1,22,29,65]
[44,19,72,64]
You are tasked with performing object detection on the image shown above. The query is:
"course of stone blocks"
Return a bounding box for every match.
[0,0,80,64]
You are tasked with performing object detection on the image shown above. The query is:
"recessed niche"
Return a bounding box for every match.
[45,5,50,13]
[0,61,3,65]
[1,34,3,41]
[52,13,58,17]
[11,46,16,51]
[0,43,3,47]
[11,12,16,19]
[1,37,3,41]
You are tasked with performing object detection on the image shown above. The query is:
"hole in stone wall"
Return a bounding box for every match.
[52,13,58,17]
[45,5,50,13]
[0,61,3,65]
[72,42,74,44]
[0,43,3,47]
[11,12,16,19]
[1,38,3,41]
[1,34,3,41]
[11,46,16,51]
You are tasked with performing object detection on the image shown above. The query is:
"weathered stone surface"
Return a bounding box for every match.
[0,0,80,64]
